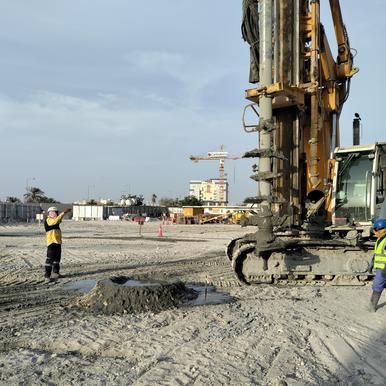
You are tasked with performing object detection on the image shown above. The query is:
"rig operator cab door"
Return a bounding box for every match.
[333,142,386,227]
[376,145,386,218]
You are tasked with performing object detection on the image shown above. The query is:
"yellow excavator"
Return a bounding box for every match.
[227,0,386,285]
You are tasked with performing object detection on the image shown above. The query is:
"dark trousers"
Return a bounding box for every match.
[45,243,62,277]
[373,268,386,293]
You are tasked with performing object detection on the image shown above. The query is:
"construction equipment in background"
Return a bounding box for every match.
[199,210,254,224]
[200,212,234,224]
[190,145,240,204]
[227,0,386,286]
[232,209,257,225]
[178,206,257,225]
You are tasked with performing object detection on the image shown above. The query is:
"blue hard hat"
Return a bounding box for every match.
[373,218,386,231]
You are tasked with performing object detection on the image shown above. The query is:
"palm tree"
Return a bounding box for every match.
[159,197,181,207]
[6,196,21,203]
[24,187,46,203]
[151,194,157,206]
[180,196,203,206]
[42,197,59,203]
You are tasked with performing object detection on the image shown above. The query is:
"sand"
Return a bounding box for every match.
[0,220,385,386]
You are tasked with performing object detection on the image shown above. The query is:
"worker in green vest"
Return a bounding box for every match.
[369,218,386,312]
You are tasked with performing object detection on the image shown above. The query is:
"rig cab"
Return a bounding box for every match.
[333,142,386,228]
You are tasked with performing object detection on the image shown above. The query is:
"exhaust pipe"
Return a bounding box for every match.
[353,113,361,146]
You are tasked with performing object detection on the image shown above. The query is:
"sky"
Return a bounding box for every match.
[0,1,385,204]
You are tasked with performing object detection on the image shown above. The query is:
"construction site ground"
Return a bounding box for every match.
[0,221,385,386]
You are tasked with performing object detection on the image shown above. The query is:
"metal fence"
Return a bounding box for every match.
[0,203,42,223]
[106,205,167,219]
[73,205,168,220]
[0,203,168,222]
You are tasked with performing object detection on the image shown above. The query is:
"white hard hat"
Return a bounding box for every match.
[47,207,58,213]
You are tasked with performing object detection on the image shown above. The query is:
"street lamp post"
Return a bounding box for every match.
[25,177,36,192]
[24,177,36,222]
[87,185,95,201]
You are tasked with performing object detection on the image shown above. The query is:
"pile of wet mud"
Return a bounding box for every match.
[72,277,199,315]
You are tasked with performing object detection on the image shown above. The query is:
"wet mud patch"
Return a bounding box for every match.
[69,277,198,314]
[66,277,232,314]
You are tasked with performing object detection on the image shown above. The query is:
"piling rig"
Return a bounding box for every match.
[227,0,386,286]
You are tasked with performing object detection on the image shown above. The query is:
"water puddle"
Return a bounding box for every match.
[64,280,97,293]
[186,285,233,306]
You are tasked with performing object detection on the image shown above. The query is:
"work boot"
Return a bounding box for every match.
[369,291,382,312]
[51,272,59,280]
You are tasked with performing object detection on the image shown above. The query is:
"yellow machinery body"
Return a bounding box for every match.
[227,0,386,286]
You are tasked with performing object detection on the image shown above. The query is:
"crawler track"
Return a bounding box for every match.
[228,240,374,286]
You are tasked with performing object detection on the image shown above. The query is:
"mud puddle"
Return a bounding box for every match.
[185,285,233,306]
[64,280,98,293]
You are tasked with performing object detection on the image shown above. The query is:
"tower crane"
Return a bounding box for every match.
[189,145,240,204]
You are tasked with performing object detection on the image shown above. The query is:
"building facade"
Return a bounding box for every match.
[189,179,228,206]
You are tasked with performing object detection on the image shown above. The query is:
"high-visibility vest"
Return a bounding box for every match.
[374,236,386,269]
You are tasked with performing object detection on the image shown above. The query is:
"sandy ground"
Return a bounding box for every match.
[0,220,385,386]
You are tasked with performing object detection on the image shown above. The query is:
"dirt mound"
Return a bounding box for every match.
[73,277,198,314]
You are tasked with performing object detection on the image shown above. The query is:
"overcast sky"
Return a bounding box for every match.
[0,1,385,204]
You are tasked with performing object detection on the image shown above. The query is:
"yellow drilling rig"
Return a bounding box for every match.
[227,0,386,286]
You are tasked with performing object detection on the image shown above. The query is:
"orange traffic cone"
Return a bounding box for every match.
[158,223,163,237]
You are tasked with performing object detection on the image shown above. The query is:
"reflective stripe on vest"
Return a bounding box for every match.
[374,236,386,269]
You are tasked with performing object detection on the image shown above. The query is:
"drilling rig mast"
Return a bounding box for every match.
[226,1,386,286]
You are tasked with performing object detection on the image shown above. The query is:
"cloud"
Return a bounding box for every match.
[0,90,256,202]
[124,50,230,106]
[0,91,239,147]
[128,51,185,73]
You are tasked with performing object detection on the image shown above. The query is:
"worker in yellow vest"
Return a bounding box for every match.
[369,218,386,312]
[44,206,72,283]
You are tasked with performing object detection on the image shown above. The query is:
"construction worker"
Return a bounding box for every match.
[44,206,72,283]
[369,218,386,312]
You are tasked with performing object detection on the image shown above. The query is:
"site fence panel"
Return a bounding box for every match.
[0,203,42,222]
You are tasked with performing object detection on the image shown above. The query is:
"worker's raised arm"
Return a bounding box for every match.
[46,211,65,226]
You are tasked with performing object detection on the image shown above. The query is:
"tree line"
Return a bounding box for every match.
[6,187,58,204]
[4,187,203,207]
